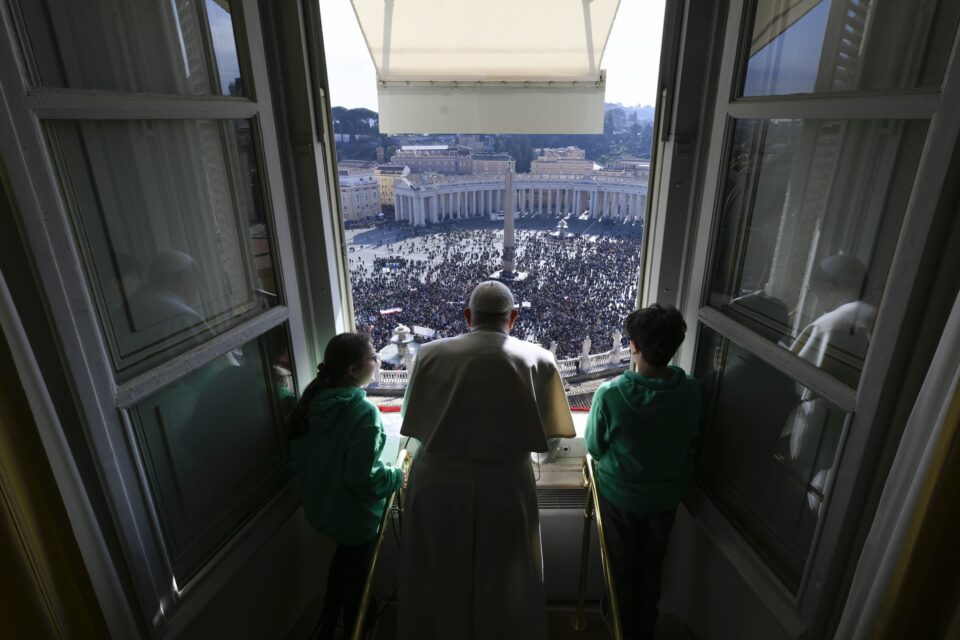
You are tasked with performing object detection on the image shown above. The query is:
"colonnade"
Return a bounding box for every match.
[393,179,647,227]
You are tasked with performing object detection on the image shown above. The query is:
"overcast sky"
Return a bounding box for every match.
[318,0,666,110]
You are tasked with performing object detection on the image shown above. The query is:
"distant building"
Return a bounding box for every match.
[374,164,411,209]
[530,146,601,174]
[472,152,515,175]
[457,134,491,151]
[606,154,649,174]
[337,159,378,173]
[338,170,380,221]
[391,145,472,175]
[376,146,385,163]
[393,173,646,227]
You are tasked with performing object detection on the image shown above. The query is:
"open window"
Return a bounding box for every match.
[318,0,666,437]
[673,0,960,633]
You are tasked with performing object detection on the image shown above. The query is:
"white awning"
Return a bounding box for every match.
[350,0,621,134]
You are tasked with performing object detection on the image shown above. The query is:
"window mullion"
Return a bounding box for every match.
[726,90,940,121]
[28,89,261,120]
[113,305,289,408]
[699,306,858,411]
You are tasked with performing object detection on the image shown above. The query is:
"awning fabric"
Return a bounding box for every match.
[350,0,621,134]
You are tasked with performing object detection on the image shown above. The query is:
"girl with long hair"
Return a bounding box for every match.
[288,332,402,640]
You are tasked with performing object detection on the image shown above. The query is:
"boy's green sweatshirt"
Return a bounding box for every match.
[585,368,702,514]
[289,387,403,545]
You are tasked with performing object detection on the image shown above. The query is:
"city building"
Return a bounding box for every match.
[530,146,602,174]
[605,154,651,182]
[373,164,410,210]
[336,159,378,173]
[471,152,515,175]
[390,144,472,175]
[393,173,645,226]
[456,134,492,151]
[338,170,379,220]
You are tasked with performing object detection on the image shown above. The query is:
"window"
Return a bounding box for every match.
[13,0,245,96]
[695,326,848,591]
[686,0,960,614]
[743,0,959,96]
[48,118,279,380]
[5,0,308,618]
[131,324,294,582]
[708,117,928,387]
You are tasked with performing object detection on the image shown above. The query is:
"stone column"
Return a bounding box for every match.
[503,170,516,273]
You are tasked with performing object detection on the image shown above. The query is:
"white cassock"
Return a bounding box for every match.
[397,329,575,640]
[787,301,876,513]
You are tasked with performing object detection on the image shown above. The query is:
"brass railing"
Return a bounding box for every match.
[351,448,409,640]
[573,454,624,640]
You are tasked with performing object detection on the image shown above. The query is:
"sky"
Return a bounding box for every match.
[318,0,667,111]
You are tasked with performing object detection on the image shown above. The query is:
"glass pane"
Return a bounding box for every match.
[743,0,960,96]
[13,0,244,95]
[47,119,279,380]
[695,326,847,592]
[130,324,295,583]
[708,118,928,388]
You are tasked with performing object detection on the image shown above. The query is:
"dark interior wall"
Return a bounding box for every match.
[660,505,801,640]
[177,510,333,640]
[0,174,108,638]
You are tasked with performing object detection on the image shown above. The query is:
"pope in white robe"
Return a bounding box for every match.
[397,281,575,640]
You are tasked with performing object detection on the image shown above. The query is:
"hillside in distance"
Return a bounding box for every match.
[332,104,656,170]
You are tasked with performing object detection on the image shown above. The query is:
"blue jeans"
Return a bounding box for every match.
[598,493,676,640]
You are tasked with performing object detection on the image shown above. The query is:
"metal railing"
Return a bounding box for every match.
[573,454,623,640]
[351,448,410,640]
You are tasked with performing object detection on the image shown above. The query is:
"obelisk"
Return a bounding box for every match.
[502,168,516,274]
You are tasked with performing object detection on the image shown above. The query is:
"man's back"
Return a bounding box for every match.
[400,330,572,458]
[398,326,573,640]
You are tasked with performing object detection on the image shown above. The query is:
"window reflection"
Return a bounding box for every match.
[131,324,294,583]
[696,326,847,591]
[709,118,927,387]
[48,119,279,380]
[743,0,960,96]
[204,0,244,95]
[14,0,244,96]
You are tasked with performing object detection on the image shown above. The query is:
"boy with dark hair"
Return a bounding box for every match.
[585,304,702,640]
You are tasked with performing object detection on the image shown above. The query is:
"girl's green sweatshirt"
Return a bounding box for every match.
[290,387,403,544]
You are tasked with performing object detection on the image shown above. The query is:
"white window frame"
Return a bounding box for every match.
[0,0,337,634]
[672,0,960,632]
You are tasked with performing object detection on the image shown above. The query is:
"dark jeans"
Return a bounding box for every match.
[315,538,377,640]
[598,493,677,640]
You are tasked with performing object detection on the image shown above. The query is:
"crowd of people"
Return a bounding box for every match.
[347,219,643,363]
